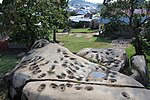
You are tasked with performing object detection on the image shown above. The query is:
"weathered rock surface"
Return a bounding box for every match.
[77,48,128,72]
[17,52,26,59]
[22,81,150,100]
[111,38,132,48]
[7,42,150,100]
[130,55,149,87]
[31,39,50,49]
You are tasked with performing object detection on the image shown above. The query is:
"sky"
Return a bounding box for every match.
[85,0,103,3]
[0,0,2,4]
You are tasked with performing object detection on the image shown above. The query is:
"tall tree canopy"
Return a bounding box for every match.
[0,0,69,47]
[101,0,150,55]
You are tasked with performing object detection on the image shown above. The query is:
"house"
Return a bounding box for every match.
[90,16,110,30]
[90,19,99,29]
[90,7,149,34]
[69,15,92,28]
[76,9,90,15]
[84,13,92,19]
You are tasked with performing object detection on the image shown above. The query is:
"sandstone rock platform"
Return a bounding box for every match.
[7,42,150,100]
[77,48,128,72]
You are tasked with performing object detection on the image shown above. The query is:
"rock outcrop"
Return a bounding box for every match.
[77,48,128,72]
[7,41,150,100]
[31,39,50,49]
[130,55,149,87]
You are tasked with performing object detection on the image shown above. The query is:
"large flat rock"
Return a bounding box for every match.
[77,48,128,72]
[22,81,150,100]
[8,42,150,100]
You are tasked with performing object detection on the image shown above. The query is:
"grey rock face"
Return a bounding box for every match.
[31,39,50,50]
[7,42,150,100]
[17,52,26,59]
[22,81,150,100]
[77,48,128,72]
[131,55,149,87]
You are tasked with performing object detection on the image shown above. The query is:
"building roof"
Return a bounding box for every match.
[69,15,92,22]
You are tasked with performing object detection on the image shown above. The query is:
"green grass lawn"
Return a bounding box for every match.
[57,34,112,53]
[57,34,140,59]
[0,51,20,75]
[0,51,20,100]
[58,28,98,33]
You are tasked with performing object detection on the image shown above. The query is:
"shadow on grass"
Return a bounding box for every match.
[94,36,112,43]
[87,28,98,31]
[0,50,21,75]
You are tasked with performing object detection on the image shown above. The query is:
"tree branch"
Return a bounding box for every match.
[139,17,150,26]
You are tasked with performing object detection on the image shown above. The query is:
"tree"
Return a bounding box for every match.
[0,0,69,48]
[101,0,150,55]
[50,0,69,42]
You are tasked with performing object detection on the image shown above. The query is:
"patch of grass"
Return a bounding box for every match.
[0,51,20,75]
[0,51,20,100]
[58,28,98,33]
[126,45,135,58]
[57,29,64,33]
[71,28,98,33]
[57,34,112,53]
[126,45,150,67]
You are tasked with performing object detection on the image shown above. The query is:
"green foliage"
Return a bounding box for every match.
[104,21,124,36]
[101,0,150,55]
[69,10,77,16]
[101,0,129,22]
[141,36,150,51]
[1,0,69,46]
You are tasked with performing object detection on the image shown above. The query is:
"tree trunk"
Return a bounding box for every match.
[129,0,134,26]
[133,28,144,55]
[53,29,56,42]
